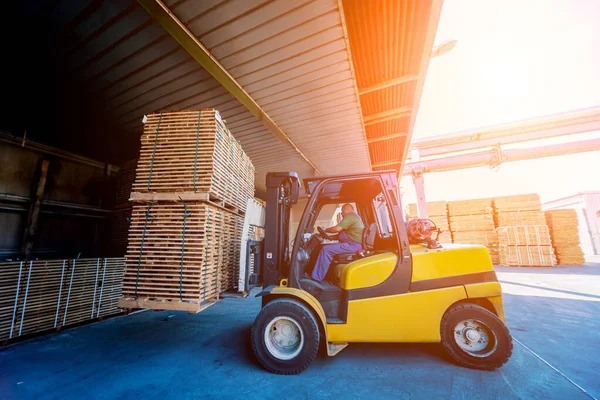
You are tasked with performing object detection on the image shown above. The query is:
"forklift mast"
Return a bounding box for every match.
[262,172,300,287]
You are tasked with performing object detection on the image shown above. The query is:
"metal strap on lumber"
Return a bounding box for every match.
[19,261,34,336]
[135,204,155,297]
[54,260,67,328]
[91,258,101,318]
[216,210,224,293]
[180,202,192,301]
[202,207,211,301]
[193,111,201,193]
[9,261,24,339]
[63,259,77,326]
[96,258,108,318]
[147,113,163,190]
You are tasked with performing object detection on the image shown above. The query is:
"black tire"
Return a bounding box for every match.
[440,303,513,370]
[251,298,320,375]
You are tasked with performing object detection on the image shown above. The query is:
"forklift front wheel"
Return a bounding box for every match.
[440,303,513,370]
[251,298,320,375]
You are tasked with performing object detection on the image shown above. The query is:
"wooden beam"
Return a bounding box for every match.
[21,159,50,260]
[367,132,408,143]
[135,0,322,175]
[363,107,412,126]
[358,75,418,95]
[372,159,402,168]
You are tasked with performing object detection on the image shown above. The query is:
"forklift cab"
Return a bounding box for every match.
[260,172,411,319]
[253,172,511,375]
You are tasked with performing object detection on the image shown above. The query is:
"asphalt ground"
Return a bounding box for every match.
[1,262,599,400]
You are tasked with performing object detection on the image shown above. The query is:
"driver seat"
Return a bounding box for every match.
[332,222,378,264]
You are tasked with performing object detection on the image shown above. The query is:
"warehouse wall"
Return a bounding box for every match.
[0,136,117,260]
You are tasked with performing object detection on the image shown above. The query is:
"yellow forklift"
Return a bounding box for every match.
[251,172,512,374]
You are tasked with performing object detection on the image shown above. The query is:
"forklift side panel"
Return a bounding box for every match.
[411,244,495,282]
[339,252,397,290]
[327,286,467,343]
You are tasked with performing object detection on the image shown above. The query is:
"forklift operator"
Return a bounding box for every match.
[312,203,365,281]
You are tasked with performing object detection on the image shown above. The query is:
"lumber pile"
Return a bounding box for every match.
[130,110,254,213]
[121,203,243,305]
[545,209,585,265]
[448,198,499,263]
[120,110,254,313]
[494,194,555,267]
[0,258,124,342]
[406,201,451,243]
[498,245,556,267]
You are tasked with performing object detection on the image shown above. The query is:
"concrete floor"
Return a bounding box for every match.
[1,263,599,400]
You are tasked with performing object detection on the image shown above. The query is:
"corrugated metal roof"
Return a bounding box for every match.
[342,0,442,173]
[13,0,441,194]
[46,0,374,193]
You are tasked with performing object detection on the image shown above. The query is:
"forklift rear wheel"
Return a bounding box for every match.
[251,298,320,375]
[440,303,513,370]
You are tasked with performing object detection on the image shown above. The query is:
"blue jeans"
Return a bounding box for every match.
[311,231,362,281]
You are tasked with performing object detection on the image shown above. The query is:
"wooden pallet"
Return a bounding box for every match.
[0,258,124,341]
[499,245,556,267]
[131,110,254,212]
[544,209,585,265]
[496,225,552,246]
[122,202,244,306]
[493,194,542,213]
[117,297,218,314]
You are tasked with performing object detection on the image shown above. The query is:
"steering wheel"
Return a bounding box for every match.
[317,226,334,241]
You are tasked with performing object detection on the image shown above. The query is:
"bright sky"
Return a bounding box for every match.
[403,0,600,205]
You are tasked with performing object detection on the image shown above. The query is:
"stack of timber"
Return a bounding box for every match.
[130,110,254,213]
[0,258,124,342]
[494,194,555,267]
[545,209,585,265]
[406,201,451,243]
[121,110,254,313]
[448,198,499,263]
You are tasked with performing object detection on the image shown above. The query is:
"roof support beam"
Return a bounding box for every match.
[135,0,322,175]
[367,132,408,143]
[358,75,418,96]
[372,160,402,168]
[363,107,412,126]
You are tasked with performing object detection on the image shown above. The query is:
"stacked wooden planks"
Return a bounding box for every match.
[120,110,253,313]
[0,258,124,342]
[545,209,585,265]
[448,198,499,263]
[406,201,451,243]
[122,203,243,305]
[494,194,555,267]
[130,110,254,213]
